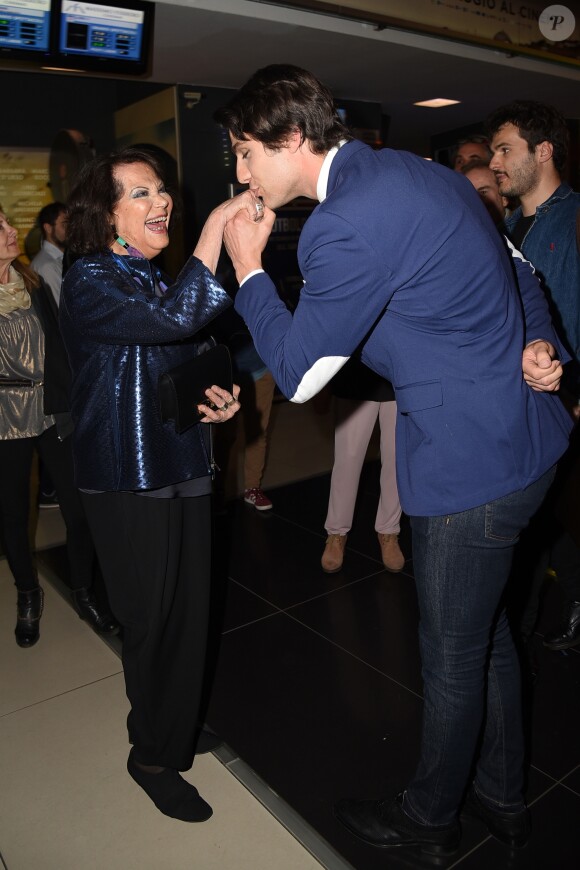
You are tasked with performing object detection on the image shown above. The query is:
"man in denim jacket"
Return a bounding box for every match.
[487,100,580,652]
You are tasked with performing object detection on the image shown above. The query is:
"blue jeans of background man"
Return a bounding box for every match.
[402,467,556,827]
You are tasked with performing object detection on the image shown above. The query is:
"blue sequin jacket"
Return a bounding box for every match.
[59,251,231,491]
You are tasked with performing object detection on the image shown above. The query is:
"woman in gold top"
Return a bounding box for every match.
[0,209,117,648]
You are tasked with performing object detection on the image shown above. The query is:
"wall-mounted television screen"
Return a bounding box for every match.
[0,0,52,59]
[53,0,153,74]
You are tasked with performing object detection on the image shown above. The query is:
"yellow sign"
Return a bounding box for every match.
[258,0,580,66]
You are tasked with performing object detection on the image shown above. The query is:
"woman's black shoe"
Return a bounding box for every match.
[127,749,213,822]
[72,587,119,634]
[15,586,44,648]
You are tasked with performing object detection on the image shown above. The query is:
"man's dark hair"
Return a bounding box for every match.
[448,135,491,168]
[214,64,351,154]
[66,147,170,256]
[37,201,66,238]
[485,100,570,174]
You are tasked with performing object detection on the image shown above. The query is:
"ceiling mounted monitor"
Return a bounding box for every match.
[0,0,52,61]
[52,0,154,75]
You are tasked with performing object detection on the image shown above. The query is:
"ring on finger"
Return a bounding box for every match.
[254,199,264,221]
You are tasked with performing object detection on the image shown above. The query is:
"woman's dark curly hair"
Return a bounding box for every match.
[214,64,351,154]
[66,146,173,256]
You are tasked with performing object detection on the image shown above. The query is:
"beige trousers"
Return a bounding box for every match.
[325,398,401,536]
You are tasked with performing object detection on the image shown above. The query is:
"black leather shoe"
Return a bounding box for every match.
[72,587,119,634]
[15,586,44,648]
[543,600,580,650]
[333,793,460,855]
[462,787,530,848]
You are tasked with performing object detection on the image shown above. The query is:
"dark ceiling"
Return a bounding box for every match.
[1,0,578,155]
[148,0,580,154]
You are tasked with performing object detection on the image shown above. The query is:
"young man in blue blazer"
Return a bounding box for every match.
[215,65,572,856]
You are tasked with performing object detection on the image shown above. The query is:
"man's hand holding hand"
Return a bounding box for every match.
[522,339,563,392]
[223,205,275,284]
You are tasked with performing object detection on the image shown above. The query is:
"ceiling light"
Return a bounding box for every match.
[42,66,85,73]
[413,98,460,108]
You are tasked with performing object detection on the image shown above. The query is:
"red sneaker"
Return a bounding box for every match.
[243,488,273,511]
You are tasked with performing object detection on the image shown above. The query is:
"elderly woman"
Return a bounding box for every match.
[0,209,117,648]
[60,147,258,823]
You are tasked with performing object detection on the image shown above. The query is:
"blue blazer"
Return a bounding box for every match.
[236,140,572,516]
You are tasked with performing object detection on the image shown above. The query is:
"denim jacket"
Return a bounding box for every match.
[504,182,580,394]
[60,251,231,491]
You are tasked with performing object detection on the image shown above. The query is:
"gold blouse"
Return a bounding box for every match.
[0,305,55,439]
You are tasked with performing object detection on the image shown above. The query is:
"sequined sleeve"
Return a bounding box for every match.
[60,254,231,346]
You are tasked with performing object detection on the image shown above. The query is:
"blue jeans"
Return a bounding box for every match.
[403,467,556,827]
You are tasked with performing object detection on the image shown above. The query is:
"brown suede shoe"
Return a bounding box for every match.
[378,533,405,572]
[321,534,347,573]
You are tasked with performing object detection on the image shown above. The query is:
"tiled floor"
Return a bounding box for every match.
[202,464,580,870]
[2,397,580,869]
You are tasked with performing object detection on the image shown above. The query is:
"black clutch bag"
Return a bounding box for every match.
[158,343,233,434]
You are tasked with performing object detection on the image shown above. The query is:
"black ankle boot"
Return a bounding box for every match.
[72,587,119,634]
[15,586,44,648]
